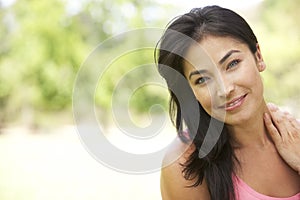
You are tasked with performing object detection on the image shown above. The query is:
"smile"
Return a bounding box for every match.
[219,94,247,111]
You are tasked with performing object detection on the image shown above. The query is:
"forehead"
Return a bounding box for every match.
[183,36,247,72]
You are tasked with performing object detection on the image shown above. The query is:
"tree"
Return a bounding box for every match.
[0,0,170,126]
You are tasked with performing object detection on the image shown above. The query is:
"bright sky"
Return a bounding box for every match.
[0,0,264,34]
[0,0,263,20]
[154,0,264,22]
[158,0,263,10]
[0,0,15,7]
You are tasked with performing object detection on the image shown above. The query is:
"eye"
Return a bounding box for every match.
[227,59,240,70]
[195,76,210,85]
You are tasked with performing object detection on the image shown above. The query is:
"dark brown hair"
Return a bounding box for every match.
[155,5,258,200]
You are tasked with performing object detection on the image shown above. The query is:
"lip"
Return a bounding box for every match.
[219,94,247,111]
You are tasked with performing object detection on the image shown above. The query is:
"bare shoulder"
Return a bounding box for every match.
[160,136,210,200]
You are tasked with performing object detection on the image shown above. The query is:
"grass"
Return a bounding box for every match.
[0,125,166,200]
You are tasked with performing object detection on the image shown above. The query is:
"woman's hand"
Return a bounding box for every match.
[263,103,300,174]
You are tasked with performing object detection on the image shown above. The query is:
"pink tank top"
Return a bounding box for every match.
[233,175,300,200]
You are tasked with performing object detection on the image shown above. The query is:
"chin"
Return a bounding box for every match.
[225,113,253,126]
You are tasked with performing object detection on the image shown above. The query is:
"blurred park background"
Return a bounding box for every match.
[0,0,299,199]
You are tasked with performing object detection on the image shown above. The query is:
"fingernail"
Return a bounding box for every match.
[267,102,277,111]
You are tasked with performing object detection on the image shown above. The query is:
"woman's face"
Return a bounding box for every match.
[183,36,266,125]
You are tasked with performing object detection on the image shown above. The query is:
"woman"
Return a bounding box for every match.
[155,5,300,200]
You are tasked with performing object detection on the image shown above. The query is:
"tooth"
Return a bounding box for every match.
[229,99,239,107]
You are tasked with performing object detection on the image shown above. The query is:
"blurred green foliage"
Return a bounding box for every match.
[258,0,300,109]
[0,0,299,126]
[0,0,169,125]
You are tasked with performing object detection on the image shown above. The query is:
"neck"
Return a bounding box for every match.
[227,101,273,149]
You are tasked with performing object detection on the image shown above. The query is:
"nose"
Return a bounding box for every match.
[216,76,235,98]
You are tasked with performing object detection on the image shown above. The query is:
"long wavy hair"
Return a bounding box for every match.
[155,6,258,200]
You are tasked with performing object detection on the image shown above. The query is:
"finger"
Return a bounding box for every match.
[285,112,300,130]
[295,119,300,129]
[267,102,279,112]
[267,108,288,138]
[264,113,282,144]
[281,112,300,139]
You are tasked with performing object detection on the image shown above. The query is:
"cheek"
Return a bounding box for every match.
[244,67,263,90]
[193,88,214,113]
[236,60,263,89]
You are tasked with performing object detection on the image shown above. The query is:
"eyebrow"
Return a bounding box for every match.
[188,69,207,80]
[188,50,241,80]
[218,50,240,65]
